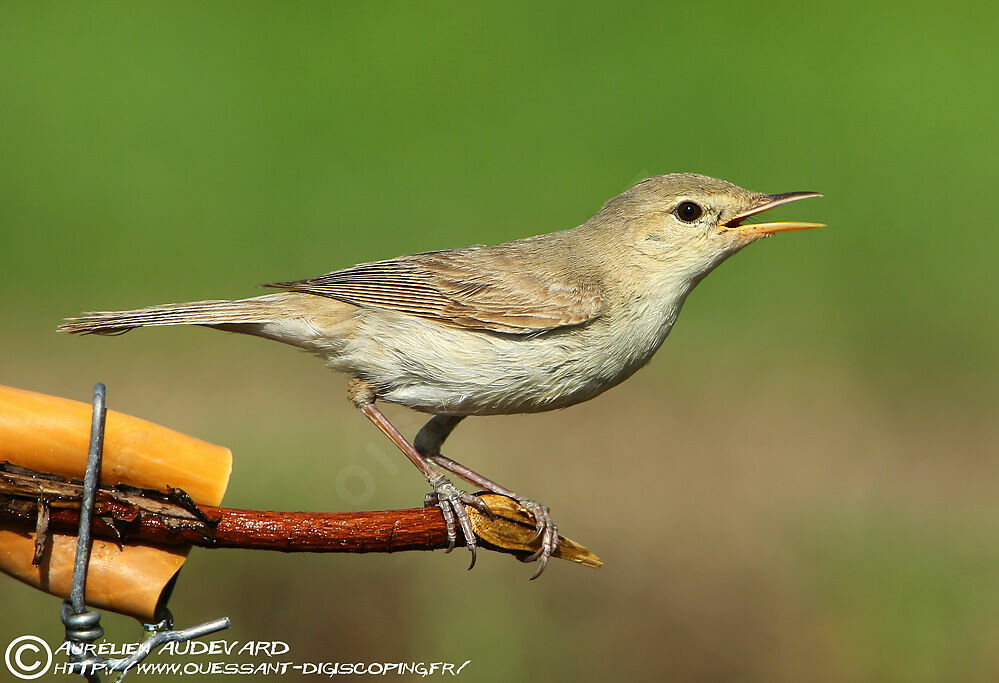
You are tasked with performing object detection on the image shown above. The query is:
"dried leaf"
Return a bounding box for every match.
[466,494,602,568]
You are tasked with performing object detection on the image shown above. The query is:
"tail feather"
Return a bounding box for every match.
[58,296,284,335]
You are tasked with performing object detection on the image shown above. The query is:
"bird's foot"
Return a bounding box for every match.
[515,497,559,580]
[424,473,490,569]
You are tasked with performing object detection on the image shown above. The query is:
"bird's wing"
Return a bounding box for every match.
[260,247,603,335]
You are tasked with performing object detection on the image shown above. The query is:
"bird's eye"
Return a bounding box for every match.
[676,201,704,223]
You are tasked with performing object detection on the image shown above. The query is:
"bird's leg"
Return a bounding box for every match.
[347,379,488,568]
[415,415,560,579]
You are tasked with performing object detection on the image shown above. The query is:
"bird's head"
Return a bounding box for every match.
[592,173,823,284]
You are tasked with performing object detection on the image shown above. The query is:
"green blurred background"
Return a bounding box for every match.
[2,2,997,681]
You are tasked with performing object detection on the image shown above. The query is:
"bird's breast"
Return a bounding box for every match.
[329,300,680,416]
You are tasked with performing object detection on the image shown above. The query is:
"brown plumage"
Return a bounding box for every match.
[260,244,604,334]
[58,298,288,335]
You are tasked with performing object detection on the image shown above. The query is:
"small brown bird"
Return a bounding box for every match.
[60,173,822,577]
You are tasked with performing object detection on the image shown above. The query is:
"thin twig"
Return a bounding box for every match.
[0,495,451,553]
[0,463,600,565]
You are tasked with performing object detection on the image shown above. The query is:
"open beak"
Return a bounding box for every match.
[722,191,824,236]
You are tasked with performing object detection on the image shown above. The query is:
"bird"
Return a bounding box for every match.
[59,173,822,578]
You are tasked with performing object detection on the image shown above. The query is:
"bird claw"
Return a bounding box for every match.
[424,478,557,578]
[424,474,481,569]
[515,497,559,580]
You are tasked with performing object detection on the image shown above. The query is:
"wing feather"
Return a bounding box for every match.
[262,246,603,334]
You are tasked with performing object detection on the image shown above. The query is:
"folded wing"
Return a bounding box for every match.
[261,247,603,335]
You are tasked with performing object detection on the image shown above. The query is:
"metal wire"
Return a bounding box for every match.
[58,382,230,682]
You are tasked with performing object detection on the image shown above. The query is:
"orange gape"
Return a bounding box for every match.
[0,384,232,620]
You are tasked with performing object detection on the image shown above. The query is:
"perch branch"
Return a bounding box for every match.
[1,495,449,553]
[0,463,600,566]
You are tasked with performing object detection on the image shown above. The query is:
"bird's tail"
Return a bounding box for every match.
[57,295,289,335]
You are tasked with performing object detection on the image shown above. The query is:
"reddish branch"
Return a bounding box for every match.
[0,496,453,553]
[0,466,599,567]
[0,465,601,565]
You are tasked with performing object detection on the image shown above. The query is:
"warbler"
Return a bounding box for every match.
[61,173,822,577]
